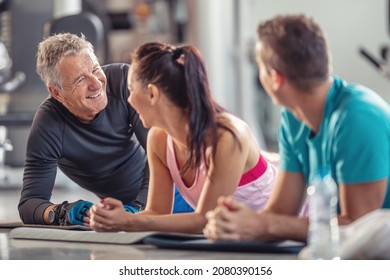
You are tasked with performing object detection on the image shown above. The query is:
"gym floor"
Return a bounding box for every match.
[0,170,296,260]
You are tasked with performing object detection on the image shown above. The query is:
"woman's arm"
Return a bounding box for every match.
[90,119,259,233]
[142,127,175,214]
[90,197,207,233]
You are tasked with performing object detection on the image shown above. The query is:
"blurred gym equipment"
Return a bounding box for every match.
[359,0,390,79]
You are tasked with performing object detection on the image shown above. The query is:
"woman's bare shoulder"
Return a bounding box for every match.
[148,126,168,139]
[147,127,169,160]
[217,112,252,138]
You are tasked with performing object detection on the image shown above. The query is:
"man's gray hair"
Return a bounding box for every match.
[36,33,96,90]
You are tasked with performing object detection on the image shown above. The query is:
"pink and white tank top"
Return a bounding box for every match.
[166,135,279,211]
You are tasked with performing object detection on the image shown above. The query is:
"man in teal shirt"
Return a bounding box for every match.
[280,77,390,208]
[204,14,390,242]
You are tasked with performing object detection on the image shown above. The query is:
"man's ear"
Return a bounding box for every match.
[48,85,62,102]
[269,68,284,92]
[147,84,160,105]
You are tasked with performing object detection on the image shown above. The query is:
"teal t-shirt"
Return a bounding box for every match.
[279,76,390,208]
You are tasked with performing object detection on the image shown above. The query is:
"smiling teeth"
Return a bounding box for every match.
[87,92,101,99]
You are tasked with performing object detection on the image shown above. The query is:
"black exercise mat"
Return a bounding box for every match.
[0,221,90,230]
[143,233,305,254]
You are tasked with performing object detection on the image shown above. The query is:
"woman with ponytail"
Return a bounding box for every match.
[89,42,298,234]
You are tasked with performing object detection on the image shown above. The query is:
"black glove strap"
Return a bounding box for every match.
[131,200,146,211]
[52,200,82,226]
[51,201,69,226]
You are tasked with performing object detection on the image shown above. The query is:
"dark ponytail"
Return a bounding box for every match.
[132,42,236,173]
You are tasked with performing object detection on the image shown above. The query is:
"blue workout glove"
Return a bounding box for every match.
[66,200,93,225]
[123,204,140,214]
[123,200,146,213]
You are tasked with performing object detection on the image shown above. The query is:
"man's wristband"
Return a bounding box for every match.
[48,203,64,225]
[131,200,145,211]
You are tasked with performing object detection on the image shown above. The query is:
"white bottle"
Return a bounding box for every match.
[307,167,340,260]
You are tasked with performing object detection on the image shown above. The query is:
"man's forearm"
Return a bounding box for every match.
[263,212,309,242]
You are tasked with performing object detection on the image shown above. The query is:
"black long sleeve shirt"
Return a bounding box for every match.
[19,63,149,224]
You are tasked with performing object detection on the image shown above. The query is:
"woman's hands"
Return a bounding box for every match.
[89,197,131,232]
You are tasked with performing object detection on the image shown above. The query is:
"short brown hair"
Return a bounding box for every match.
[257,14,331,91]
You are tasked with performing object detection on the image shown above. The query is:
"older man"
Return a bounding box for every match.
[18,33,151,226]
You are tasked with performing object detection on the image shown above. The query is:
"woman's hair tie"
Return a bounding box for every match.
[172,47,185,65]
